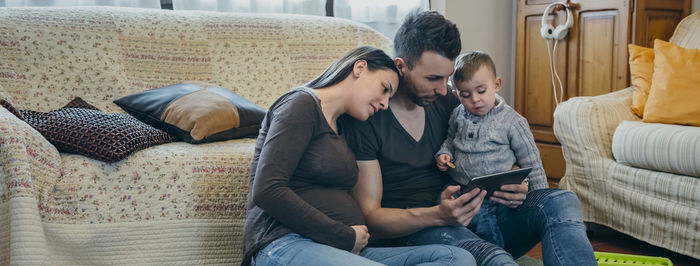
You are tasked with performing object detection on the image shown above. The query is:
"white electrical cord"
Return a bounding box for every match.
[552,39,564,104]
[546,39,565,105]
[545,39,558,105]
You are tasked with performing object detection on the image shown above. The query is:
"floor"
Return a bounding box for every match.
[524,223,699,265]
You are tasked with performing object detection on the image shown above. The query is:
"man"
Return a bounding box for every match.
[342,10,597,266]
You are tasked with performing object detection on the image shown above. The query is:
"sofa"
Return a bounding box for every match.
[553,12,700,259]
[0,7,391,265]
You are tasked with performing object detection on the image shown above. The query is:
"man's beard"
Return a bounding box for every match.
[401,76,431,107]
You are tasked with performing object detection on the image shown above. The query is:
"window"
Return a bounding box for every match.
[333,0,427,39]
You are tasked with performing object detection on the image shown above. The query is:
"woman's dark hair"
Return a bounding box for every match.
[394,10,461,69]
[306,46,399,89]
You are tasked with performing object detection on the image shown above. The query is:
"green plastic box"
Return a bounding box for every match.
[595,251,673,266]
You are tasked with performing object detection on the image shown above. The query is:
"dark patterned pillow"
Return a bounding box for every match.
[1,97,174,162]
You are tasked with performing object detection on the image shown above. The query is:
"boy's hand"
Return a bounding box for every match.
[436,154,453,171]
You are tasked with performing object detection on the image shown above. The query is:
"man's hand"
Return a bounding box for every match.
[436,154,452,171]
[491,179,528,208]
[436,185,487,226]
[350,225,370,254]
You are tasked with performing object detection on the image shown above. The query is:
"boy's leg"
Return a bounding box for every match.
[467,200,505,248]
[388,226,518,266]
[361,245,476,266]
[255,233,383,266]
[497,189,597,266]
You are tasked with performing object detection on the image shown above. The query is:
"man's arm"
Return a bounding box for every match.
[351,160,486,238]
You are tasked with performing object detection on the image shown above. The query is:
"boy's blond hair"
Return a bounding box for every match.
[452,51,497,85]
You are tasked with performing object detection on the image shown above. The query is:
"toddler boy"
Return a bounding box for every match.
[435,51,548,247]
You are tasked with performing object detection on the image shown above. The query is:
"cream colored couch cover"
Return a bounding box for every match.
[553,12,700,259]
[0,7,391,265]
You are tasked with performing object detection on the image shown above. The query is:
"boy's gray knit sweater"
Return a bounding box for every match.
[436,95,548,191]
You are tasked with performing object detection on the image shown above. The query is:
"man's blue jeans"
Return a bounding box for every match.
[383,189,597,266]
[254,233,476,266]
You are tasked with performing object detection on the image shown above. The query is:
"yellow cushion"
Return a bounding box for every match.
[628,44,654,117]
[642,40,700,126]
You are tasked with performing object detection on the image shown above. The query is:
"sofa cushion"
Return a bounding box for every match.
[2,97,175,162]
[642,40,700,126]
[628,44,654,118]
[0,83,12,104]
[612,120,700,177]
[114,82,266,144]
[0,99,24,120]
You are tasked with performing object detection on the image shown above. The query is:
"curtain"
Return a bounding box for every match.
[172,0,326,15]
[172,0,428,39]
[2,0,160,8]
[2,0,430,39]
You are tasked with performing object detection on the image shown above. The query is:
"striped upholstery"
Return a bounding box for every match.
[613,121,700,177]
[670,11,700,49]
[554,11,700,259]
[0,7,391,265]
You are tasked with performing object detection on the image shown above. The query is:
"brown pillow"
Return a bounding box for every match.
[113,82,265,144]
[1,97,174,162]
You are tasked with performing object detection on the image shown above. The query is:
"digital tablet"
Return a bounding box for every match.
[460,167,532,197]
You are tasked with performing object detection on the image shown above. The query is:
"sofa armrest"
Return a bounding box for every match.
[0,105,61,199]
[553,88,640,179]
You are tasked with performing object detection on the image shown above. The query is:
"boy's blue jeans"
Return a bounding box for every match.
[468,199,505,248]
[254,233,476,266]
[382,188,596,266]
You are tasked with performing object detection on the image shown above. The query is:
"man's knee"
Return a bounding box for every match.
[438,245,477,266]
[535,189,585,223]
[458,238,516,266]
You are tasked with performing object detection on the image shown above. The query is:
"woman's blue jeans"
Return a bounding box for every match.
[384,189,597,266]
[254,233,476,266]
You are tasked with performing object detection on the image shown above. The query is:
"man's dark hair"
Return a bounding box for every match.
[394,10,461,69]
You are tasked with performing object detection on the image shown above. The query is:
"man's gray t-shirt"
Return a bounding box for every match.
[342,93,460,208]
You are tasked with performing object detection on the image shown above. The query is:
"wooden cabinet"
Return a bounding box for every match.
[515,0,690,186]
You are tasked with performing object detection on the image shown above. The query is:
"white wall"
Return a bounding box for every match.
[694,0,700,13]
[432,0,516,105]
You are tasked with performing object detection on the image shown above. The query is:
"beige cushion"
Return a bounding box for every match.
[0,83,12,103]
[0,7,391,113]
[612,120,700,177]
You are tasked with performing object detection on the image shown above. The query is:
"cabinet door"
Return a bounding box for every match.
[515,0,631,182]
[566,0,630,99]
[633,0,691,47]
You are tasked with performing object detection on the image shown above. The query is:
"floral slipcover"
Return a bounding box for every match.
[0,7,391,265]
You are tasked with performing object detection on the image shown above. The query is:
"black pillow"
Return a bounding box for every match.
[113,82,266,144]
[1,97,175,162]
